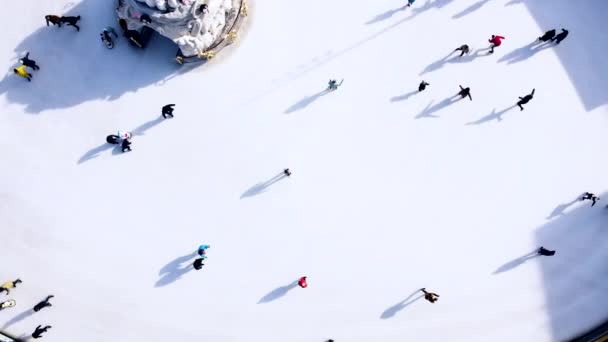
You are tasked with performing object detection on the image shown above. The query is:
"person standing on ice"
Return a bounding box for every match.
[516,89,535,111]
[581,192,599,207]
[33,295,54,312]
[538,247,556,256]
[298,276,308,288]
[193,258,204,270]
[14,65,32,82]
[551,29,569,44]
[488,34,505,54]
[32,325,52,339]
[454,44,470,57]
[538,29,556,42]
[327,79,342,91]
[198,244,210,259]
[418,81,430,92]
[284,168,292,177]
[458,85,472,101]
[20,52,40,70]
[0,279,22,295]
[420,288,439,303]
[162,104,175,119]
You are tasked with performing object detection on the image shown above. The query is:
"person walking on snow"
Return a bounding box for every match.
[552,29,569,44]
[162,104,175,119]
[32,325,52,339]
[20,52,40,70]
[14,65,32,82]
[298,276,308,288]
[59,16,81,31]
[538,247,556,256]
[538,29,556,42]
[284,168,292,177]
[454,44,470,57]
[458,85,472,101]
[33,295,54,312]
[327,79,343,91]
[517,89,535,111]
[121,138,132,153]
[488,35,505,54]
[418,81,429,92]
[193,258,204,270]
[421,288,439,303]
[0,279,22,295]
[198,244,210,259]
[581,192,599,206]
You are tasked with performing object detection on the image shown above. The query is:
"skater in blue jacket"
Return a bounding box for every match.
[198,244,210,258]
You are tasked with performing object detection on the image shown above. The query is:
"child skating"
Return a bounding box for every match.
[198,244,210,259]
[517,89,535,111]
[420,288,439,303]
[14,65,32,82]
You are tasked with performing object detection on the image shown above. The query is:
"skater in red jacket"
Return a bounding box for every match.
[298,276,308,288]
[488,35,505,54]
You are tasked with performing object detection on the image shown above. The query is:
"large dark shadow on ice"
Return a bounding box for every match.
[0,0,183,114]
[535,192,608,340]
[505,0,608,111]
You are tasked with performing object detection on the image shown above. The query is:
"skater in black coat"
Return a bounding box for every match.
[162,104,175,119]
[538,29,556,42]
[20,52,40,70]
[60,16,81,31]
[32,325,51,339]
[193,258,204,270]
[283,168,292,177]
[458,85,472,101]
[121,138,132,153]
[454,44,470,57]
[418,81,430,92]
[420,288,439,303]
[517,89,535,111]
[45,15,61,27]
[33,295,54,312]
[538,247,556,256]
[552,29,569,44]
[581,192,599,206]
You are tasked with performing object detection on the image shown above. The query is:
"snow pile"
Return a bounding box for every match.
[117,0,236,57]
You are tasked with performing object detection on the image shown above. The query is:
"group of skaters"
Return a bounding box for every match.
[0,279,54,339]
[416,28,568,112]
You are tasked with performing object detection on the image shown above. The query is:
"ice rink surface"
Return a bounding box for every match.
[1,0,607,341]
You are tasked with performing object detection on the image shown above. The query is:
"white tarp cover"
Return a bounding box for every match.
[117,0,234,57]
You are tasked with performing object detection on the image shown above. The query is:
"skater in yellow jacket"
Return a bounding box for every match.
[14,65,32,82]
[0,279,22,295]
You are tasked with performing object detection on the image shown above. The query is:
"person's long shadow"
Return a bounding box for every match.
[420,49,488,75]
[465,105,517,125]
[498,41,554,64]
[155,251,197,287]
[415,95,462,119]
[241,172,289,199]
[258,280,299,304]
[391,90,419,102]
[284,90,328,114]
[78,142,115,164]
[1,308,35,329]
[452,0,492,19]
[365,6,407,25]
[380,289,423,319]
[0,0,182,114]
[546,194,584,220]
[493,250,540,274]
[132,116,165,136]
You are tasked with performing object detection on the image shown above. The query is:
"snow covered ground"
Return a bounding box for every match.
[1,0,607,341]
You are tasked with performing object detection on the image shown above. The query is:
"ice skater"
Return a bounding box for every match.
[20,52,40,70]
[121,138,132,153]
[418,81,430,92]
[516,89,535,111]
[60,16,81,31]
[581,192,599,206]
[538,29,556,42]
[298,276,308,288]
[33,295,54,312]
[193,258,205,270]
[32,325,52,339]
[0,279,22,295]
[420,288,439,303]
[538,247,556,256]
[552,29,569,44]
[45,15,61,27]
[283,168,292,177]
[198,244,210,259]
[162,104,175,119]
[14,65,32,82]
[458,85,472,101]
[327,79,343,91]
[454,44,470,57]
[488,34,505,54]
[0,299,16,311]
[100,27,118,48]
